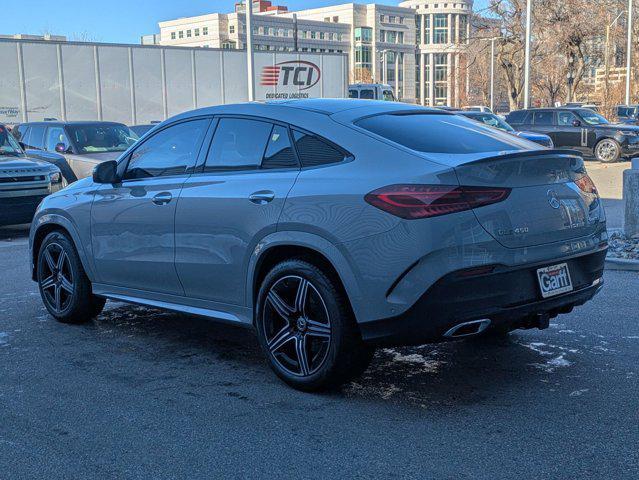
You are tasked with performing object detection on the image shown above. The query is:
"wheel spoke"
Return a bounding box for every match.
[267,290,294,321]
[59,275,74,294]
[44,248,56,272]
[56,251,67,271]
[267,326,295,353]
[294,278,309,315]
[295,336,310,376]
[54,284,62,311]
[40,275,56,291]
[306,319,331,338]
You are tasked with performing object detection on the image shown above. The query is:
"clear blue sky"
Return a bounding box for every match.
[2,0,489,44]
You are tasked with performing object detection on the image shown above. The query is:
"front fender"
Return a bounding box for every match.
[245,230,364,322]
[30,210,96,282]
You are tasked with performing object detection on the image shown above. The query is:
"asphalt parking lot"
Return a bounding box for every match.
[0,225,638,479]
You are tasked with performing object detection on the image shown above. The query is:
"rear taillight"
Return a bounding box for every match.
[575,174,598,195]
[364,184,511,220]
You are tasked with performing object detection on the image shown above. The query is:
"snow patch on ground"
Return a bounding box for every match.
[381,348,444,373]
[0,332,9,347]
[569,389,589,397]
[520,342,575,373]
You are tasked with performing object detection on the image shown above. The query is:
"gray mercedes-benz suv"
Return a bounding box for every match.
[29,100,607,391]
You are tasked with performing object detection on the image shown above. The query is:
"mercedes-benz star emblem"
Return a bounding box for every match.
[547,189,561,209]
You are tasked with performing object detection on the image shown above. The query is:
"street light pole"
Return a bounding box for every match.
[626,0,634,106]
[245,0,255,102]
[523,0,532,109]
[490,37,496,112]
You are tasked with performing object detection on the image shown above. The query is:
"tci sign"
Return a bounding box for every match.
[260,61,321,93]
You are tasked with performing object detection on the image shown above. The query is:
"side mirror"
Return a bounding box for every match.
[55,142,69,154]
[572,120,582,127]
[93,160,119,184]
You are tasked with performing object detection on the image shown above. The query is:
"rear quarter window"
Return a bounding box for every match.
[356,113,527,154]
[292,130,347,167]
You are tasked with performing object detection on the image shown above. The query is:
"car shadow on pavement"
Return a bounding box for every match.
[91,302,572,409]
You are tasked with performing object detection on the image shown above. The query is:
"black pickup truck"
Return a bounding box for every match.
[506,107,639,163]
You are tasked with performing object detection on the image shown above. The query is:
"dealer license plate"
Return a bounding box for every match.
[537,263,573,298]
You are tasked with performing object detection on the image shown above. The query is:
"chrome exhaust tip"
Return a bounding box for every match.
[443,319,491,338]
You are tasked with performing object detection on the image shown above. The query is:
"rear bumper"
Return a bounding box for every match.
[0,195,47,226]
[359,250,606,346]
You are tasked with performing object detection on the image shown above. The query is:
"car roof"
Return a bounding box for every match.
[17,121,127,127]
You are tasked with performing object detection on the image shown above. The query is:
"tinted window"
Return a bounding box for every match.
[359,89,375,99]
[205,118,272,170]
[356,113,527,154]
[262,125,297,169]
[25,125,46,149]
[382,90,395,101]
[124,119,209,180]
[12,125,27,141]
[532,111,554,126]
[45,127,70,152]
[348,90,359,99]
[293,130,346,167]
[557,111,578,126]
[505,111,528,124]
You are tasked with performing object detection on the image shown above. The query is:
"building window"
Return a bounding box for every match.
[186,30,192,38]
[203,27,208,35]
[171,32,176,40]
[416,16,421,43]
[458,14,468,43]
[195,28,200,36]
[355,45,372,67]
[229,25,234,34]
[434,14,448,44]
[354,27,372,43]
[301,47,308,52]
[310,31,316,39]
[380,14,385,23]
[319,31,325,40]
[379,30,385,42]
[268,27,275,36]
[178,31,184,39]
[389,16,396,23]
[324,17,330,22]
[424,14,431,44]
[434,53,448,104]
[278,28,284,37]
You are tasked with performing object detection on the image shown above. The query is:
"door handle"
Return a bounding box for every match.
[152,192,173,205]
[249,190,275,205]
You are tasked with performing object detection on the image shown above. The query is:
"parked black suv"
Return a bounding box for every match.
[505,108,639,162]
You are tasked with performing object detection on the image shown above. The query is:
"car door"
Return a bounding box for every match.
[175,117,300,306]
[554,110,585,149]
[530,110,555,137]
[91,118,211,295]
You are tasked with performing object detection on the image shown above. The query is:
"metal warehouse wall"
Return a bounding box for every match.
[0,39,348,125]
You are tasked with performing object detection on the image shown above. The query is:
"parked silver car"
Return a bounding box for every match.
[29,100,607,391]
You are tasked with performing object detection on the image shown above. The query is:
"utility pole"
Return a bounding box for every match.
[245,0,255,102]
[626,0,634,105]
[293,14,298,52]
[523,0,532,109]
[395,52,400,99]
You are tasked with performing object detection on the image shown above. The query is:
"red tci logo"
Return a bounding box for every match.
[260,61,321,90]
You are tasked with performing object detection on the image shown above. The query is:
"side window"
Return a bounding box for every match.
[262,125,298,169]
[204,118,272,171]
[12,125,26,141]
[292,130,346,168]
[532,111,554,126]
[26,125,46,149]
[124,119,209,180]
[359,89,375,99]
[348,90,359,99]
[557,111,578,126]
[45,127,70,152]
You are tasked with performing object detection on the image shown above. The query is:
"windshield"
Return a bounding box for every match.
[578,109,609,125]
[382,90,395,102]
[66,124,138,154]
[465,113,515,132]
[0,125,23,156]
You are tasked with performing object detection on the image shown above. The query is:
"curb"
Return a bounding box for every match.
[605,257,639,272]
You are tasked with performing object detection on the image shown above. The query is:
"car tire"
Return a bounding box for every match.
[594,138,621,163]
[255,259,374,392]
[37,231,105,324]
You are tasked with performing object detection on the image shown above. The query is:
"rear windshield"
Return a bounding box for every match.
[356,113,528,154]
